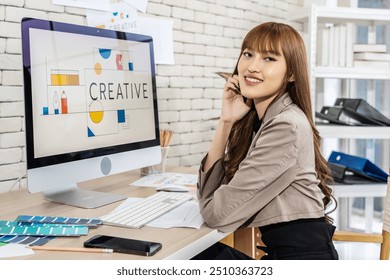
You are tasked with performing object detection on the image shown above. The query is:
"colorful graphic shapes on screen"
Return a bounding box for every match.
[94,62,102,75]
[90,111,104,124]
[89,101,104,124]
[99,48,111,59]
[116,54,123,70]
[87,127,95,137]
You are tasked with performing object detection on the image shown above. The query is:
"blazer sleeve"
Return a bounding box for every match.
[197,117,299,233]
[197,156,225,199]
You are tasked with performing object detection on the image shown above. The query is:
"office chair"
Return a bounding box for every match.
[332,170,390,260]
[234,172,390,260]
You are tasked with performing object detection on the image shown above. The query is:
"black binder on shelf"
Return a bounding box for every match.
[328,151,388,184]
[329,162,384,184]
[315,106,363,126]
[335,98,390,126]
[316,98,390,126]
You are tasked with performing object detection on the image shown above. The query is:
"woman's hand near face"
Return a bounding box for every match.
[221,75,252,124]
[203,75,252,172]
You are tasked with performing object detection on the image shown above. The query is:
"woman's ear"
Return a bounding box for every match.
[288,74,295,82]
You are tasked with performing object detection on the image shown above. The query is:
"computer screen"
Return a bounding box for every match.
[21,18,161,208]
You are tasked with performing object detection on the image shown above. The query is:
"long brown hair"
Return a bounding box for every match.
[223,22,336,223]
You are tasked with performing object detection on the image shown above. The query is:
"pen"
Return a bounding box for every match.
[28,246,114,253]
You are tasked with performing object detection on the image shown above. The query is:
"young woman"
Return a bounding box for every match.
[193,22,339,260]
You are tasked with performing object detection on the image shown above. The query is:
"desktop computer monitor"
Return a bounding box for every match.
[21,18,161,208]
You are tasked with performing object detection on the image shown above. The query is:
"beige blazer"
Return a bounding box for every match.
[197,93,325,233]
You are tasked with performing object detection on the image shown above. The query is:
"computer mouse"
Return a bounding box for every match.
[155,184,190,192]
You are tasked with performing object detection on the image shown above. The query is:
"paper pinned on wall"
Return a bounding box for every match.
[124,0,149,13]
[52,0,111,11]
[85,2,138,29]
[86,2,174,65]
[136,15,174,65]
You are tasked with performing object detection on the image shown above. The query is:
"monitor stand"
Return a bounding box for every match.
[43,186,126,209]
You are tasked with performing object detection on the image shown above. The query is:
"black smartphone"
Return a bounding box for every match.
[84,235,162,256]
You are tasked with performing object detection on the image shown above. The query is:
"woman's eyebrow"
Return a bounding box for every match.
[262,50,280,56]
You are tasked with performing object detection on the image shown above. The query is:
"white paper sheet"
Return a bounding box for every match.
[85,2,138,29]
[130,173,198,188]
[52,0,111,11]
[102,196,204,229]
[86,3,174,64]
[124,0,148,13]
[136,15,174,65]
[0,243,34,259]
[147,200,204,229]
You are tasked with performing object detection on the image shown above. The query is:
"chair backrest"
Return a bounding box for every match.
[380,171,390,259]
[332,169,390,260]
[384,172,390,233]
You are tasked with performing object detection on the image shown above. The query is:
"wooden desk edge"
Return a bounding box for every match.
[0,167,227,260]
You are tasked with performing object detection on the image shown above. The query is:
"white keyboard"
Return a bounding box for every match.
[101,191,194,229]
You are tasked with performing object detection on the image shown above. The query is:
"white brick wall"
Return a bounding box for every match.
[0,0,302,192]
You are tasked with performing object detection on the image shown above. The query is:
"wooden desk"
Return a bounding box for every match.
[0,166,228,260]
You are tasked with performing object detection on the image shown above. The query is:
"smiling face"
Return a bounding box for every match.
[233,23,297,118]
[237,48,288,103]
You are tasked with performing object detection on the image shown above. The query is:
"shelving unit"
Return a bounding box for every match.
[315,66,390,79]
[290,4,390,106]
[291,5,390,23]
[290,4,390,233]
[318,126,390,139]
[234,4,390,259]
